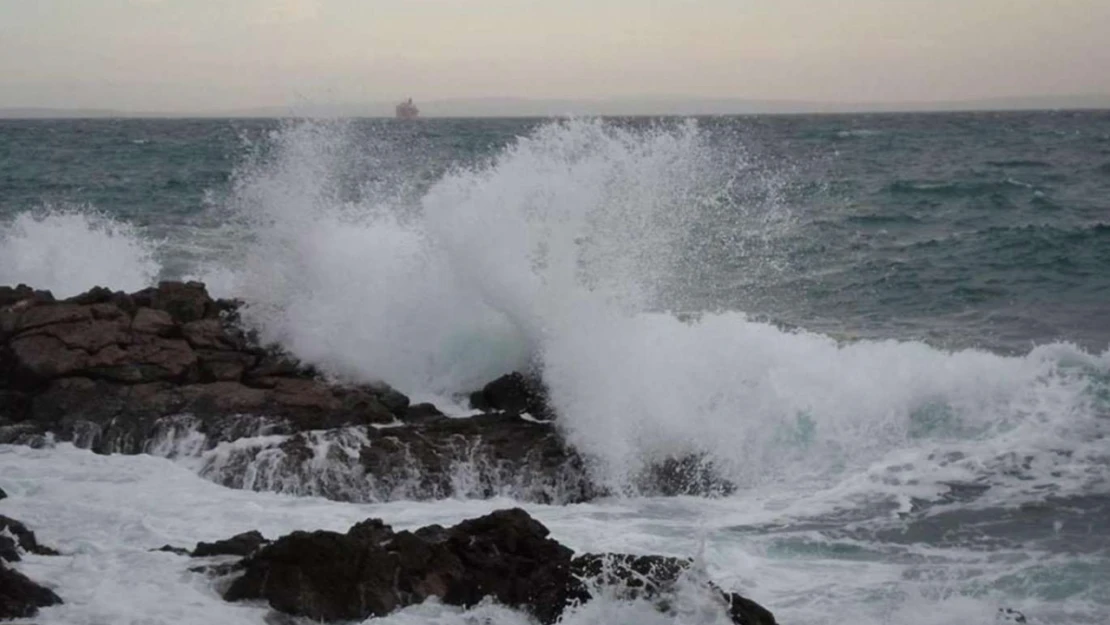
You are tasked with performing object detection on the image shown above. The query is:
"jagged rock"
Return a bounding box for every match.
[223,509,774,625]
[0,560,62,619]
[469,371,552,418]
[140,281,212,323]
[404,402,445,423]
[193,530,268,557]
[152,545,190,556]
[0,487,6,501]
[224,508,574,623]
[567,553,776,625]
[27,377,397,454]
[356,413,596,503]
[0,516,58,563]
[637,454,737,497]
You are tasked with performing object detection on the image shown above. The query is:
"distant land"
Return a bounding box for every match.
[3,94,1110,119]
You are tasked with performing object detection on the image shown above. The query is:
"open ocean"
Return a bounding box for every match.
[1,112,1109,624]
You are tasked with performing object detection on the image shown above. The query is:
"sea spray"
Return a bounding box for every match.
[0,207,160,296]
[202,117,1110,502]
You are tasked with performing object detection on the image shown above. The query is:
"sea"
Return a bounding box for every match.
[1,112,1109,624]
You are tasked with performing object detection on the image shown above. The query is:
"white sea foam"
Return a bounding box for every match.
[0,208,160,296]
[1,443,1098,624]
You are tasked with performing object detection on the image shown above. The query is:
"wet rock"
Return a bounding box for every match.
[637,454,737,497]
[152,545,190,556]
[225,508,574,623]
[0,487,6,501]
[0,560,62,619]
[356,413,596,503]
[145,281,212,323]
[223,509,775,625]
[0,516,59,562]
[403,402,445,424]
[469,371,552,418]
[193,530,268,557]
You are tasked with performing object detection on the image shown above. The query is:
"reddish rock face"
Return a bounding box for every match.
[0,282,407,445]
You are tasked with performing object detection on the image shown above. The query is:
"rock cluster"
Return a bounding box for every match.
[0,282,594,502]
[193,508,776,625]
[0,515,62,620]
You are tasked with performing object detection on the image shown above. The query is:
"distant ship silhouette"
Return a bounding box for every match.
[395,98,419,119]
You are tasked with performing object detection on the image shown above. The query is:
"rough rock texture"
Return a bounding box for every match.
[1,281,731,504]
[0,560,62,620]
[223,509,774,625]
[193,531,268,558]
[469,371,552,419]
[0,517,62,620]
[568,553,777,625]
[0,516,59,563]
[0,282,406,451]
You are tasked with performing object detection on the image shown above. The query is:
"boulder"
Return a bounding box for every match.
[0,487,5,501]
[223,509,775,625]
[469,371,552,419]
[0,560,62,619]
[193,530,268,557]
[225,508,574,623]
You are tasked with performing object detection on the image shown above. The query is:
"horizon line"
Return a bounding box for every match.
[2,93,1109,119]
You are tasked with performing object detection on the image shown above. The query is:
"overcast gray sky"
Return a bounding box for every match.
[2,0,1109,112]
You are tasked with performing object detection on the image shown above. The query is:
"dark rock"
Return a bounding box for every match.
[403,402,445,424]
[0,487,5,500]
[65,286,115,305]
[196,350,255,382]
[152,545,190,556]
[0,560,62,619]
[0,516,58,562]
[997,608,1028,623]
[637,454,736,497]
[223,509,775,625]
[470,371,553,419]
[0,391,30,423]
[0,286,37,309]
[225,508,574,623]
[566,552,775,624]
[356,413,596,503]
[569,553,691,601]
[722,591,779,625]
[370,383,410,416]
[148,281,212,323]
[193,530,268,557]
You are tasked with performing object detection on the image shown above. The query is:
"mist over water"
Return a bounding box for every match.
[0,208,159,296]
[2,114,1109,623]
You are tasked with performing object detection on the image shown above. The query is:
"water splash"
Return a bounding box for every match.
[0,207,160,296]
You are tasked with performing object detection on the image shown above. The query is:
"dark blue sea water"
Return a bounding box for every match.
[1,113,1109,624]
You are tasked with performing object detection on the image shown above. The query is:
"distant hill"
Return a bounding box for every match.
[3,94,1110,119]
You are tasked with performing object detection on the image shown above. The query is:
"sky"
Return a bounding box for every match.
[1,0,1109,113]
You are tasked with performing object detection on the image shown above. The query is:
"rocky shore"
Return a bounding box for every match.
[0,281,768,622]
[0,281,731,503]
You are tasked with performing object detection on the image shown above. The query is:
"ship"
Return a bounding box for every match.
[395,98,419,120]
